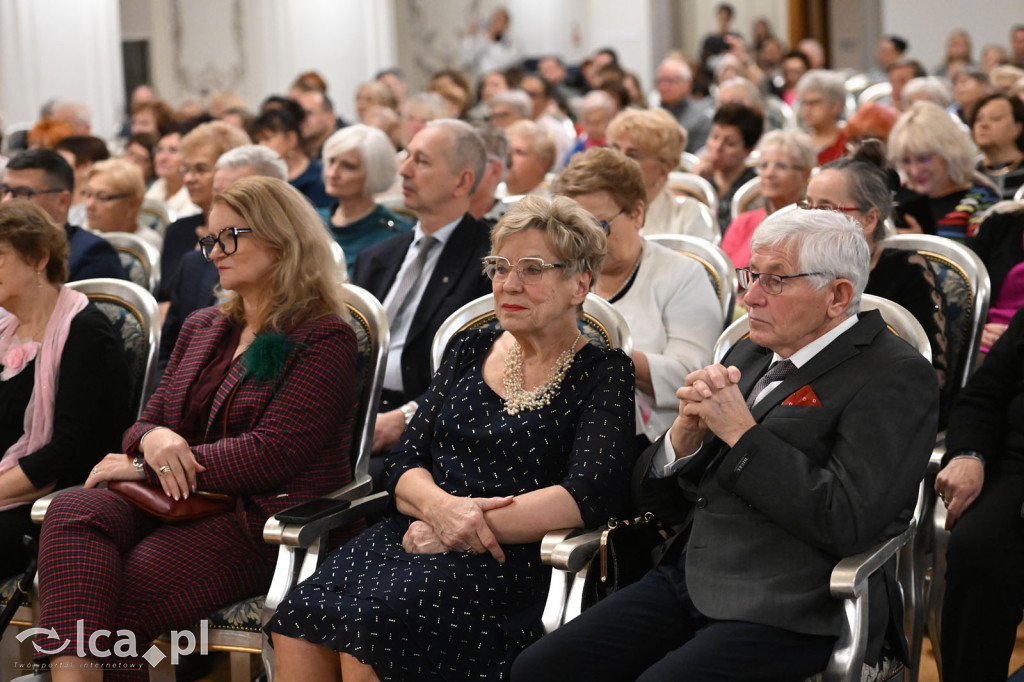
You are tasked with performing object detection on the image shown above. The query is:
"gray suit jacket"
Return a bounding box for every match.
[636,309,938,659]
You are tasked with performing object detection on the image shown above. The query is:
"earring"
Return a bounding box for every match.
[36,271,43,288]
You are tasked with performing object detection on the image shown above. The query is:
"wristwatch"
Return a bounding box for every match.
[399,403,416,425]
[132,456,146,477]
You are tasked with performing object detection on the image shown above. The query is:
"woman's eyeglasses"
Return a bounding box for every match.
[596,208,626,233]
[736,267,823,295]
[796,200,861,213]
[199,227,253,261]
[483,256,565,284]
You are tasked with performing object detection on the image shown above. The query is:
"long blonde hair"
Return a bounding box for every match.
[213,176,345,332]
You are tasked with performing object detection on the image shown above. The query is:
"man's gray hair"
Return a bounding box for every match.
[902,77,953,109]
[426,119,487,194]
[751,208,870,314]
[474,123,510,182]
[489,90,532,120]
[215,145,287,181]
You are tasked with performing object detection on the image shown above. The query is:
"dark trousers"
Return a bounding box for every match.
[511,562,834,682]
[941,472,1024,682]
[0,504,38,579]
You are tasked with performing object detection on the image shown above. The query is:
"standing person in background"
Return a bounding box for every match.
[458,7,519,80]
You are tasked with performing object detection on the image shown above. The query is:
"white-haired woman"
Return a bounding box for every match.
[319,124,412,268]
[795,69,848,166]
[889,101,1000,242]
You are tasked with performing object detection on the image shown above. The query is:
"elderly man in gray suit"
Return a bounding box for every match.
[513,209,938,681]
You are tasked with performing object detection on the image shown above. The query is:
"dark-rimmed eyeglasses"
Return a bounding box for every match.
[596,208,626,234]
[199,227,253,261]
[736,267,823,295]
[483,256,565,285]
[796,200,861,214]
[0,184,64,199]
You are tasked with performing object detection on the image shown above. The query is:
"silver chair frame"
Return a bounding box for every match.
[645,234,737,327]
[99,232,162,297]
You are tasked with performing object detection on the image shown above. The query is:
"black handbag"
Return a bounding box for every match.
[581,512,669,610]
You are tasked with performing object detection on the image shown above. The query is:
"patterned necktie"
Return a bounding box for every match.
[384,235,439,326]
[745,359,796,408]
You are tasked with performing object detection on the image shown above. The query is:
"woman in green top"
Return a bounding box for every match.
[318,124,412,270]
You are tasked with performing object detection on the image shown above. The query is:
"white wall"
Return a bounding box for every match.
[881,0,1020,73]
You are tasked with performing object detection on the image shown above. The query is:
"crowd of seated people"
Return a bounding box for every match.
[5,12,1024,681]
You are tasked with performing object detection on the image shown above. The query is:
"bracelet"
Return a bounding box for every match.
[139,426,169,452]
[951,450,986,465]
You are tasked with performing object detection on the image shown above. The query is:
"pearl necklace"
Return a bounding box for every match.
[502,331,582,415]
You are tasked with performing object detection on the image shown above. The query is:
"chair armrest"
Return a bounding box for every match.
[830,521,916,600]
[263,490,389,548]
[543,528,603,573]
[927,430,946,475]
[31,486,83,524]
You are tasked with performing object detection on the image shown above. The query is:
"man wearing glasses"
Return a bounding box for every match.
[1,150,126,281]
[514,209,938,680]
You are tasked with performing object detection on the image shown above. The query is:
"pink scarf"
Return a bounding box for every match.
[0,286,89,510]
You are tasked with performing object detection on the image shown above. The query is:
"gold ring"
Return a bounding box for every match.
[159,465,172,474]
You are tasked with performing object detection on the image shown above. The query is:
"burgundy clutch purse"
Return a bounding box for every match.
[108,480,235,523]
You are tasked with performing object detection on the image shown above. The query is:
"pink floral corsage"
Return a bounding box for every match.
[1,340,40,381]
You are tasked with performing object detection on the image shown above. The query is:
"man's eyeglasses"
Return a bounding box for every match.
[736,267,823,295]
[0,184,63,199]
[199,227,253,261]
[82,190,129,202]
[596,208,626,233]
[797,200,860,214]
[483,256,565,285]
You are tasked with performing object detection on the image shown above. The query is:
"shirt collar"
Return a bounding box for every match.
[772,313,858,368]
[412,215,462,248]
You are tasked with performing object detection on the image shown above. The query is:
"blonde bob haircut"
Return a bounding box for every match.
[181,120,252,160]
[213,176,346,333]
[606,108,687,171]
[551,147,648,219]
[88,158,146,202]
[490,195,607,292]
[888,101,978,187]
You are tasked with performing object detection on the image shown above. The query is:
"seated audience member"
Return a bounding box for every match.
[697,103,764,233]
[520,73,572,167]
[902,76,954,110]
[208,91,247,120]
[554,148,722,448]
[887,59,928,113]
[350,120,493,459]
[219,106,255,134]
[512,208,939,682]
[266,195,636,680]
[293,88,341,161]
[159,121,250,301]
[564,90,616,164]
[951,67,992,123]
[2,151,125,281]
[427,71,473,120]
[35,177,359,676]
[253,103,330,209]
[319,124,411,269]
[84,158,162,250]
[844,102,899,151]
[145,127,202,219]
[714,77,783,132]
[469,123,511,224]
[888,101,1000,242]
[363,104,402,150]
[934,305,1024,682]
[991,65,1024,94]
[971,93,1024,199]
[935,29,973,79]
[355,80,398,124]
[969,203,1024,351]
[130,100,176,138]
[51,101,92,136]
[869,35,909,83]
[399,93,448,153]
[27,119,74,152]
[796,69,848,166]
[53,135,110,228]
[488,89,532,130]
[477,70,510,108]
[0,201,130,579]
[722,129,814,267]
[607,108,714,241]
[376,67,408,109]
[981,44,1011,73]
[773,50,811,107]
[622,71,648,109]
[158,145,287,377]
[804,141,949,396]
[503,120,556,197]
[122,133,157,188]
[655,57,713,153]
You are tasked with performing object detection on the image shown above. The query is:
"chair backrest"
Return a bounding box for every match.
[340,284,388,487]
[1014,186,1024,204]
[730,175,764,222]
[678,151,700,172]
[645,233,737,325]
[430,293,632,374]
[877,233,991,399]
[714,294,932,365]
[858,81,893,108]
[667,171,719,216]
[764,95,796,130]
[140,198,176,237]
[100,231,161,295]
[66,278,160,418]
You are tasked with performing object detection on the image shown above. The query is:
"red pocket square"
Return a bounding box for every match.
[783,385,821,406]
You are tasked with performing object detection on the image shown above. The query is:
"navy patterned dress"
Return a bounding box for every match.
[267,328,636,679]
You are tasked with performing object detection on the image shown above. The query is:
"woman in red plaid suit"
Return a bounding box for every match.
[34,177,359,681]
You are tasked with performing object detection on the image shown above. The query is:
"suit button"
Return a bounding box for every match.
[696,497,707,509]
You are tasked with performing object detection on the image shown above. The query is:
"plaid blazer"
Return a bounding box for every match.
[123,306,358,543]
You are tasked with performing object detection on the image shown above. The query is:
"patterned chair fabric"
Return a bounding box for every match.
[100,232,162,296]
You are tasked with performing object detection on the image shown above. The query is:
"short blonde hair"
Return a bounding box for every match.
[490,195,607,287]
[758,129,816,171]
[213,176,346,333]
[181,120,251,160]
[551,147,647,218]
[606,108,687,170]
[88,158,145,202]
[506,119,556,167]
[888,101,978,186]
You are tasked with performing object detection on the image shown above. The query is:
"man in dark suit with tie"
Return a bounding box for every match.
[351,119,492,457]
[513,209,939,680]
